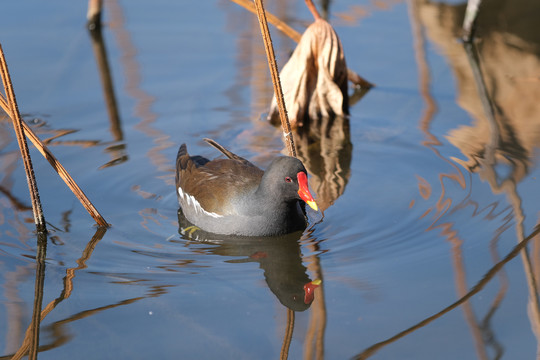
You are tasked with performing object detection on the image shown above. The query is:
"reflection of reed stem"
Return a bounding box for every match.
[88,26,123,143]
[304,236,326,360]
[408,10,490,356]
[304,282,326,360]
[106,0,173,180]
[408,0,466,219]
[280,308,295,360]
[407,12,490,355]
[463,37,540,355]
[0,44,47,233]
[408,0,437,138]
[253,0,296,157]
[353,224,540,359]
[479,225,509,358]
[28,233,47,360]
[507,182,540,357]
[462,0,482,43]
[449,238,489,360]
[463,41,499,165]
[9,227,106,359]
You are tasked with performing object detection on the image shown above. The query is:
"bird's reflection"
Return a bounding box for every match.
[177,209,318,312]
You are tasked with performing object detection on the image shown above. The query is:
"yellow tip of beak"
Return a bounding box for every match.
[306,200,318,212]
[312,279,322,286]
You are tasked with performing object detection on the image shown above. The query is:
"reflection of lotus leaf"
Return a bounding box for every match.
[295,115,352,211]
[177,210,314,312]
[268,19,349,128]
[419,0,540,185]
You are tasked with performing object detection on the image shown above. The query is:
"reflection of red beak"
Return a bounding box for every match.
[303,279,322,304]
[297,172,318,211]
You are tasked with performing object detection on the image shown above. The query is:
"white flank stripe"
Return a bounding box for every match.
[178,187,223,218]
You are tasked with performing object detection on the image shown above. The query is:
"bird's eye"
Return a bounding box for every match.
[285,176,293,183]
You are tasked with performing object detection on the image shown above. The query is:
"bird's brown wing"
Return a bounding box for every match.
[176,144,263,216]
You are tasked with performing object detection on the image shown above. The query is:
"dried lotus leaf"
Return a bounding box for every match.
[268,19,349,128]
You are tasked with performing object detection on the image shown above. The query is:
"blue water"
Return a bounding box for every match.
[1,0,540,359]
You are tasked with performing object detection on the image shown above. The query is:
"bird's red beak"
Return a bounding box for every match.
[297,171,318,211]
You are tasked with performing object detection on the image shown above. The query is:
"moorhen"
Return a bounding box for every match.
[175,139,318,236]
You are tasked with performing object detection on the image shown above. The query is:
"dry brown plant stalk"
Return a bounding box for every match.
[229,0,374,88]
[253,0,297,157]
[305,0,322,20]
[0,47,109,227]
[87,0,103,30]
[0,44,47,232]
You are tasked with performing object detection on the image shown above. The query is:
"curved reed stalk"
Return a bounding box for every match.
[354,223,540,359]
[0,46,109,227]
[0,44,47,233]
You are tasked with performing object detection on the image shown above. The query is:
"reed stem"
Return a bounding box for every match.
[0,44,47,233]
[305,0,321,21]
[29,232,47,359]
[87,0,104,30]
[0,47,109,227]
[253,0,296,157]
[462,0,482,43]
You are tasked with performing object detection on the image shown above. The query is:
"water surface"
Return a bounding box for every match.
[1,0,540,359]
